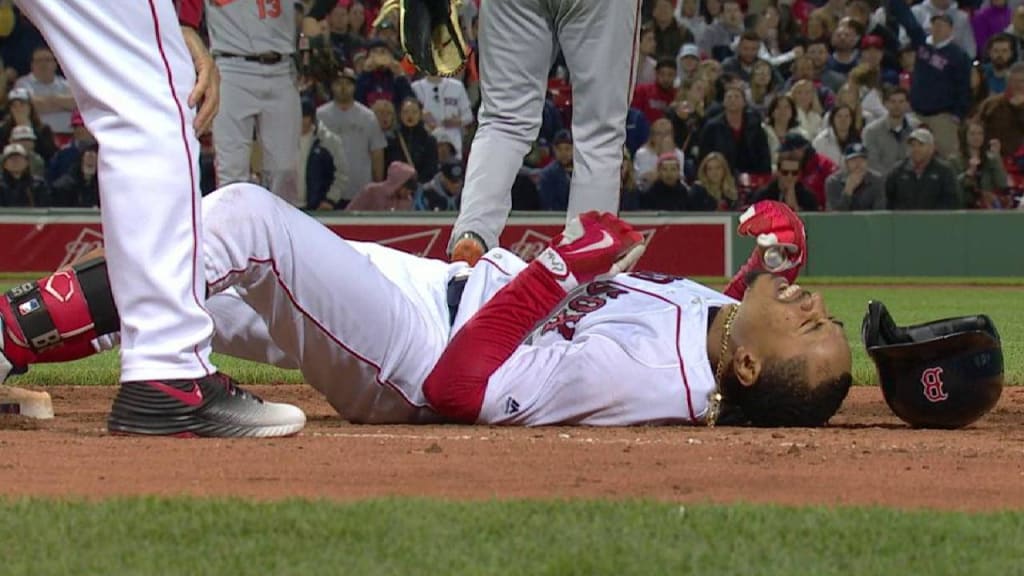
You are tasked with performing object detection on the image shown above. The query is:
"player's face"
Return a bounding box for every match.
[733,273,852,393]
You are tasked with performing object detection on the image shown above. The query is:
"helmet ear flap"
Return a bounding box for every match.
[861,300,908,349]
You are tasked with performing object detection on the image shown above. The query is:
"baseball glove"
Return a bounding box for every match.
[374,0,469,77]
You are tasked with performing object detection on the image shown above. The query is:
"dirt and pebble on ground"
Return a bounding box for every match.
[0,386,1021,511]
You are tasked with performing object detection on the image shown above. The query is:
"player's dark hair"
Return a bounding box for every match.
[722,357,853,427]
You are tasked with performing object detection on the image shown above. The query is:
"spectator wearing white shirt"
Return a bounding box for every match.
[411,75,473,158]
[14,47,74,135]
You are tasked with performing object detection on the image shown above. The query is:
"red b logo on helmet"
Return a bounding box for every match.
[921,367,948,403]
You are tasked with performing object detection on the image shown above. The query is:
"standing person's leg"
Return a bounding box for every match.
[16,0,214,379]
[16,0,305,438]
[557,0,643,220]
[258,72,301,206]
[213,67,259,187]
[447,0,554,262]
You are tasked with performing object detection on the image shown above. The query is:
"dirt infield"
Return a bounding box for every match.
[0,385,1021,512]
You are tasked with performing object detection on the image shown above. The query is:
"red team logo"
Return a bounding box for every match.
[920,367,948,403]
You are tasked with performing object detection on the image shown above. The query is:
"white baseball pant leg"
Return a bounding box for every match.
[201,183,459,423]
[17,0,215,380]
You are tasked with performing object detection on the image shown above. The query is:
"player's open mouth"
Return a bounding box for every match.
[774,277,805,303]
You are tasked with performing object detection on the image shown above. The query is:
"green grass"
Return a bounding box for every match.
[3,278,1021,387]
[1,498,1022,576]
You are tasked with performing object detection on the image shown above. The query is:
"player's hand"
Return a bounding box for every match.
[181,26,220,136]
[737,200,807,276]
[535,211,646,291]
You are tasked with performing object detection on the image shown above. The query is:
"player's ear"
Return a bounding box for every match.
[732,346,762,388]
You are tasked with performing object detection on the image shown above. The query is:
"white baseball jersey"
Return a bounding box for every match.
[452,252,738,427]
[197,183,736,426]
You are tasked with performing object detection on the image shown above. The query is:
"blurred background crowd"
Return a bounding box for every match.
[0,0,1022,212]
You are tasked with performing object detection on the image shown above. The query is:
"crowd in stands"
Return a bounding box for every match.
[1,0,1024,210]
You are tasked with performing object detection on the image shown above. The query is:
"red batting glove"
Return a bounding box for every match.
[724,201,807,300]
[535,211,646,292]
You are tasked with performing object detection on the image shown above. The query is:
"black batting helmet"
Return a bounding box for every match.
[861,300,1003,429]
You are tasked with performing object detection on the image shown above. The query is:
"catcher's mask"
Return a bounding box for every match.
[861,301,1003,429]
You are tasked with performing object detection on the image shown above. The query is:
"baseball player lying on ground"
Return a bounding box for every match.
[0,184,852,430]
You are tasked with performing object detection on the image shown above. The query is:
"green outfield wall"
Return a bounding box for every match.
[729,211,1024,277]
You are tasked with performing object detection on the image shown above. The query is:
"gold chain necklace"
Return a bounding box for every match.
[707,303,740,427]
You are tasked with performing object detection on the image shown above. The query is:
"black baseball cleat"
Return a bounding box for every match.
[108,373,306,438]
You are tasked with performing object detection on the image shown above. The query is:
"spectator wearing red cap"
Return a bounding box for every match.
[641,152,691,211]
[46,108,94,184]
[858,34,899,87]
